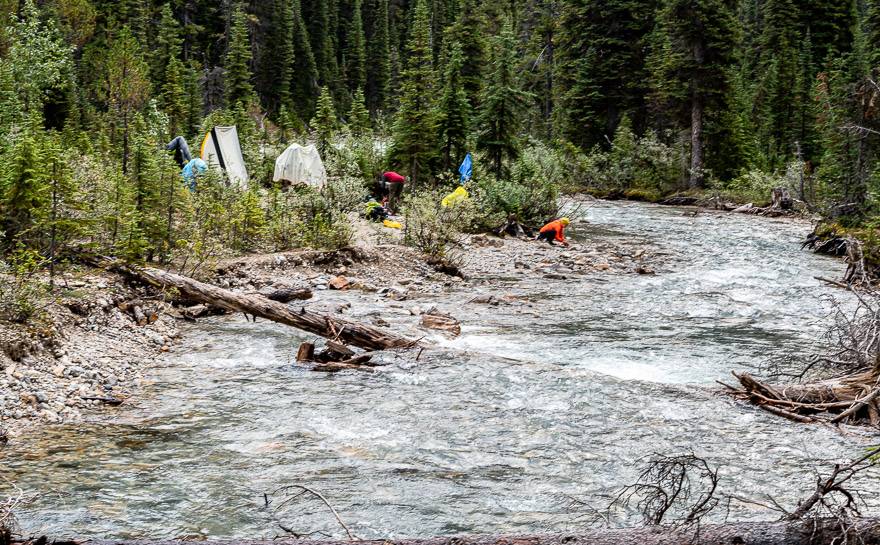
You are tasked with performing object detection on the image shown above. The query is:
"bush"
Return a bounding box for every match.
[403,189,476,259]
[266,187,352,251]
[0,247,46,324]
[473,141,562,228]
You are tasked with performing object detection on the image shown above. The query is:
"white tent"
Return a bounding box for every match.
[200,126,249,187]
[273,143,327,189]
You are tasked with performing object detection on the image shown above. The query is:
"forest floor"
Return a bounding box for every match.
[0,212,662,441]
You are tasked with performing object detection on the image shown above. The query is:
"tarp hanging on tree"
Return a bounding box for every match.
[273,143,327,189]
[200,126,249,187]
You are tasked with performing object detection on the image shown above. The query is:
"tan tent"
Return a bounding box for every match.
[200,126,249,187]
[273,143,327,189]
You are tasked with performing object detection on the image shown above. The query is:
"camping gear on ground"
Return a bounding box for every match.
[273,143,327,189]
[200,126,249,187]
[365,200,389,221]
[458,153,473,184]
[441,186,469,208]
[181,158,208,191]
[537,218,570,246]
[166,136,192,168]
[383,219,403,229]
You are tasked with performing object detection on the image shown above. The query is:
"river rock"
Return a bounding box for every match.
[329,276,351,290]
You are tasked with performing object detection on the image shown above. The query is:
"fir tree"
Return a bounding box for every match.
[345,0,367,94]
[104,25,150,175]
[225,5,256,108]
[365,0,391,114]
[555,0,656,149]
[162,56,188,137]
[866,0,880,67]
[152,3,183,91]
[450,0,487,109]
[390,0,438,185]
[292,0,321,119]
[258,0,295,113]
[312,85,337,156]
[184,61,204,138]
[436,39,470,173]
[1,128,45,247]
[649,0,737,188]
[347,88,371,136]
[476,21,529,180]
[307,0,340,92]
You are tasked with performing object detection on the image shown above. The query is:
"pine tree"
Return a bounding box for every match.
[649,0,737,188]
[104,26,150,175]
[345,0,367,94]
[225,5,256,109]
[365,0,391,114]
[799,0,857,64]
[347,88,371,136]
[162,56,188,136]
[292,0,320,118]
[866,0,880,67]
[1,128,45,247]
[555,0,656,149]
[390,0,438,185]
[476,20,529,181]
[184,61,204,138]
[307,0,340,92]
[258,0,295,113]
[152,3,183,91]
[436,40,470,173]
[450,0,487,109]
[312,86,337,156]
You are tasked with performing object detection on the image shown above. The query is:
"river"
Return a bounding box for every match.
[1,202,876,539]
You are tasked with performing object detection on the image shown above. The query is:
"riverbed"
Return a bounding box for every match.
[1,202,875,539]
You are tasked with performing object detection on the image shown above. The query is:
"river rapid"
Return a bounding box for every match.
[2,202,876,539]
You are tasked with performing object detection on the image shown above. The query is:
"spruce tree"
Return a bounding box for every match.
[312,86,337,156]
[799,0,857,63]
[184,61,204,138]
[347,88,371,136]
[555,0,656,149]
[365,0,391,114]
[390,0,438,185]
[162,56,188,136]
[649,0,737,188]
[476,21,529,181]
[436,40,470,173]
[152,3,183,91]
[866,0,880,67]
[258,0,295,113]
[292,0,321,119]
[104,26,150,175]
[346,0,367,94]
[307,0,340,93]
[1,128,45,248]
[225,5,256,108]
[450,0,487,109]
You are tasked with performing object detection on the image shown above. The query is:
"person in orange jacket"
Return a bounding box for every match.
[537,217,571,246]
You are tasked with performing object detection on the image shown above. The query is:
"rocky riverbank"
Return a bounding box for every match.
[0,214,661,440]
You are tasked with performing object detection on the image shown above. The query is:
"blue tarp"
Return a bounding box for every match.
[458,153,472,184]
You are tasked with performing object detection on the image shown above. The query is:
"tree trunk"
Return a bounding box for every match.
[41,519,880,545]
[689,91,703,189]
[86,256,416,351]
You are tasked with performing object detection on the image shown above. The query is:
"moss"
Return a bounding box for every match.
[623,188,663,202]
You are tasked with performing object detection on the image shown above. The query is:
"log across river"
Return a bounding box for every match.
[2,202,880,539]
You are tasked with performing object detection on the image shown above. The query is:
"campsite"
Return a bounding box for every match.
[4,1,880,545]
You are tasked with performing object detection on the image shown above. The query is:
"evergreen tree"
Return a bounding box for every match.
[365,0,391,114]
[346,0,367,94]
[225,5,256,108]
[152,3,183,92]
[347,88,371,136]
[307,0,340,93]
[649,0,737,188]
[292,0,321,118]
[390,0,438,185]
[799,0,857,63]
[450,0,487,109]
[103,26,150,175]
[866,0,880,67]
[436,40,471,173]
[555,0,656,149]
[258,0,295,113]
[1,128,45,247]
[312,85,337,156]
[184,61,204,138]
[476,20,529,181]
[162,56,188,136]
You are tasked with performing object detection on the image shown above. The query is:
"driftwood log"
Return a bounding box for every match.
[137,267,415,351]
[28,520,880,545]
[78,254,415,351]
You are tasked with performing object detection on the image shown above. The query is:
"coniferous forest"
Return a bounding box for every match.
[0,0,879,276]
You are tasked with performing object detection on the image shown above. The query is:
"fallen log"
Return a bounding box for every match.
[38,519,880,545]
[80,254,415,351]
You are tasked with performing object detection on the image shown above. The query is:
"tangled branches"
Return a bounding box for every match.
[263,484,359,541]
[1,480,26,545]
[610,453,719,527]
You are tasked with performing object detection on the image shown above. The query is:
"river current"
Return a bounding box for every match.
[2,202,875,539]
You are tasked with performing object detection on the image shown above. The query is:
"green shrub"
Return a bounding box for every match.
[0,247,47,323]
[403,189,476,259]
